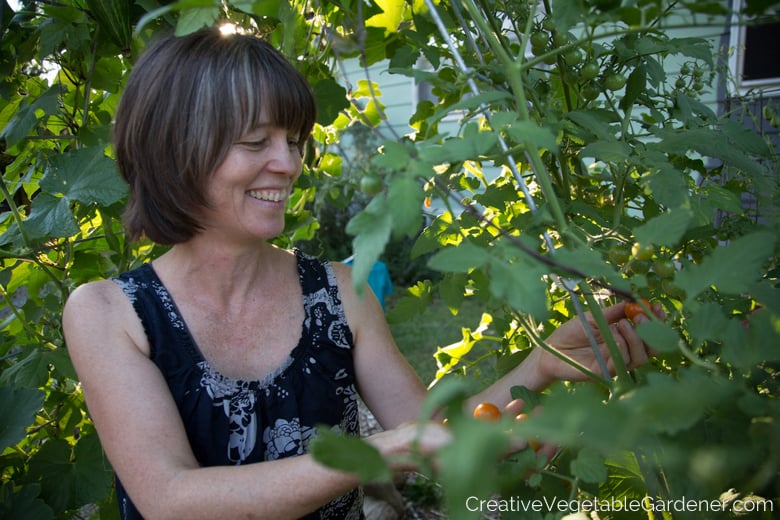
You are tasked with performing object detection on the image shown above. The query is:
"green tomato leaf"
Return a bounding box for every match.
[619,371,733,435]
[633,208,693,248]
[676,231,776,300]
[487,257,548,320]
[571,447,608,484]
[581,140,632,163]
[175,6,220,36]
[635,320,680,353]
[346,199,392,295]
[387,176,423,238]
[0,385,45,452]
[640,166,690,208]
[551,0,585,32]
[502,120,559,153]
[309,428,391,482]
[428,241,489,273]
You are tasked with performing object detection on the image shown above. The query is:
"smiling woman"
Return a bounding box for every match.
[61,25,662,520]
[112,27,316,245]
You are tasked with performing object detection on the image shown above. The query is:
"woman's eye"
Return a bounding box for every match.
[242,140,266,149]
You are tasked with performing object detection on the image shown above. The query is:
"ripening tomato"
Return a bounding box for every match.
[631,242,655,261]
[473,402,502,422]
[514,413,541,451]
[625,299,651,322]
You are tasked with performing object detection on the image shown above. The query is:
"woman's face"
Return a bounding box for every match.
[201,121,303,243]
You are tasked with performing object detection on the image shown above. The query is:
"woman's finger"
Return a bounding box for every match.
[619,318,650,368]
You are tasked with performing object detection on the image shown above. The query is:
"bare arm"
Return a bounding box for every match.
[332,262,429,429]
[64,281,364,520]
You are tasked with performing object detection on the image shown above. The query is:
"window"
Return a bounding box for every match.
[728,0,780,93]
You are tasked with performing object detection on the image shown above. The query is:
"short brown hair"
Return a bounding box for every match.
[113,27,317,244]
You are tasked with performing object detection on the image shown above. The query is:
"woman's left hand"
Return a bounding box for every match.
[538,300,665,382]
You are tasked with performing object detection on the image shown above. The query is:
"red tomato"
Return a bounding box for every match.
[625,299,651,322]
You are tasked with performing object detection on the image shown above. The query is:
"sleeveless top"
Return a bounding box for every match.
[111,249,364,519]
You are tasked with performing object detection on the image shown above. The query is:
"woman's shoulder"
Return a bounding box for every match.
[62,277,150,355]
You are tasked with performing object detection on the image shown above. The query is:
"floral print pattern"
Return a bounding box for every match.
[112,250,364,519]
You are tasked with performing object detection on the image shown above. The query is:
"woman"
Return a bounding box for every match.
[63,27,661,519]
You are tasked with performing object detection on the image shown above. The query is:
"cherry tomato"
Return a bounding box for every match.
[652,258,676,278]
[631,242,655,261]
[530,31,549,49]
[608,244,631,265]
[514,413,541,451]
[581,85,600,101]
[359,174,382,195]
[625,298,651,322]
[604,72,627,91]
[473,402,502,422]
[579,61,600,82]
[564,50,583,67]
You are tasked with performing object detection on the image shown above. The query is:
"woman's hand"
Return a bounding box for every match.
[538,300,665,382]
[366,420,452,472]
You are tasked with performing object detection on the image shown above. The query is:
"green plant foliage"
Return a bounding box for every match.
[1,0,779,519]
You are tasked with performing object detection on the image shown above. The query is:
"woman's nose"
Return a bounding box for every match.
[267,137,301,175]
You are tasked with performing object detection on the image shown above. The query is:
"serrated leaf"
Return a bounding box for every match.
[676,231,776,300]
[700,185,744,214]
[175,5,220,36]
[0,483,54,520]
[309,428,391,482]
[0,86,62,147]
[372,140,412,169]
[0,385,45,452]
[40,147,128,206]
[22,193,80,242]
[633,209,693,248]
[620,63,646,111]
[503,120,558,152]
[581,140,632,163]
[551,0,585,32]
[387,176,423,238]
[640,165,690,208]
[567,109,620,141]
[428,241,489,273]
[488,257,547,320]
[635,320,680,353]
[571,447,608,484]
[312,77,349,126]
[28,435,113,513]
[619,371,733,435]
[346,199,392,295]
[509,384,541,408]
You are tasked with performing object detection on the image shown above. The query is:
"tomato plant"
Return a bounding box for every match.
[2,1,779,520]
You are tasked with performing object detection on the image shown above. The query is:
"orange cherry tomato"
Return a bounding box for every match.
[473,402,502,422]
[514,413,541,451]
[625,298,651,322]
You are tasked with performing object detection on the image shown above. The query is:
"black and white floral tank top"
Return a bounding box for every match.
[111,249,364,519]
